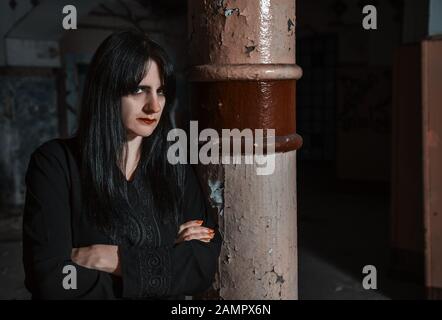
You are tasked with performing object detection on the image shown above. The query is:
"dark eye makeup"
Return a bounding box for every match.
[132,86,166,96]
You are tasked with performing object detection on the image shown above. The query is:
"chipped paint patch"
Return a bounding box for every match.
[287,18,295,32]
[208,177,224,216]
[245,45,256,55]
[215,0,240,17]
[215,0,226,14]
[224,8,240,17]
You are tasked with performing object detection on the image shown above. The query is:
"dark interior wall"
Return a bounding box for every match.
[296,0,403,182]
[0,68,59,213]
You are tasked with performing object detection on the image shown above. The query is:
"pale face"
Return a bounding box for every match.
[121,60,166,138]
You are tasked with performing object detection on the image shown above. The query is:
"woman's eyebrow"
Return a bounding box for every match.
[137,85,164,90]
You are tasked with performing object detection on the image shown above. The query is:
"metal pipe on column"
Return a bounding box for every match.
[188,0,302,299]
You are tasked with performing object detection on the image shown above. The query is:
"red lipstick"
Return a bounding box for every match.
[137,118,157,125]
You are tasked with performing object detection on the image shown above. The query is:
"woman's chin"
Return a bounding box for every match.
[139,127,157,138]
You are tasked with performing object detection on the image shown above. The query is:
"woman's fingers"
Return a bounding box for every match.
[175,220,217,244]
[182,232,214,242]
[178,226,214,239]
[175,227,215,244]
[178,219,204,234]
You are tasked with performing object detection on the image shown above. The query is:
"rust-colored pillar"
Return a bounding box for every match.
[423,39,442,299]
[188,0,302,299]
[391,39,442,299]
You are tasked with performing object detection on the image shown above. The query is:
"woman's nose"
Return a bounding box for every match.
[143,94,161,113]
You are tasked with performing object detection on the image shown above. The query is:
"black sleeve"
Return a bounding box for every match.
[22,142,116,299]
[118,165,222,299]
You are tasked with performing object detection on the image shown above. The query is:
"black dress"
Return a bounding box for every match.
[22,137,222,300]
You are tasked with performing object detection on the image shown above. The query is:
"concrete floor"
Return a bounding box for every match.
[0,212,29,299]
[0,161,424,300]
[298,161,424,299]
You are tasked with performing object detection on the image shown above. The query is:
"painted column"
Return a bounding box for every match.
[188,0,302,299]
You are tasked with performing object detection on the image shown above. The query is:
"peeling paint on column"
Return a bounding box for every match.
[208,177,224,216]
[189,0,300,300]
[288,18,295,32]
[215,0,226,14]
[195,162,225,218]
[224,8,240,17]
[218,152,298,299]
[189,0,297,65]
[245,44,256,56]
[215,0,240,17]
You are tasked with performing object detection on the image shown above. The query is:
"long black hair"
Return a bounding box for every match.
[75,29,184,230]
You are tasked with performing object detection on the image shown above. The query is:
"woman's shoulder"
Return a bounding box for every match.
[33,137,73,156]
[30,136,79,167]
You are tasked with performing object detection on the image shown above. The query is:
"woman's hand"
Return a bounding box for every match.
[175,220,215,244]
[71,245,121,276]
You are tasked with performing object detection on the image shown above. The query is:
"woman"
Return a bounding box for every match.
[22,30,222,299]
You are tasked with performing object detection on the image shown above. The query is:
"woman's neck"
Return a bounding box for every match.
[122,134,143,181]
